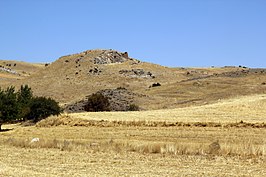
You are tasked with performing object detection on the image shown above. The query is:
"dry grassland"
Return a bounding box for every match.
[0,94,266,176]
[69,94,266,123]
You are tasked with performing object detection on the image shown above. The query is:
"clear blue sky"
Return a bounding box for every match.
[0,0,266,67]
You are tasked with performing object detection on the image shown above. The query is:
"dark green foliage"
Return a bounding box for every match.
[127,104,140,111]
[0,85,61,130]
[17,85,33,105]
[17,85,33,119]
[84,93,110,112]
[0,87,20,130]
[26,97,61,122]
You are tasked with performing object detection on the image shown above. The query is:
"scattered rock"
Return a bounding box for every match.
[88,67,102,75]
[30,138,40,143]
[150,83,161,88]
[119,69,155,78]
[0,65,19,75]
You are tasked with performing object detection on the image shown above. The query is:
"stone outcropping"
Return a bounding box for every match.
[0,65,19,75]
[94,50,131,64]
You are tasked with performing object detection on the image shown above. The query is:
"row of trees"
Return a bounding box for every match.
[0,85,61,131]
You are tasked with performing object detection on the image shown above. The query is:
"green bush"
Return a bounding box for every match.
[0,87,19,130]
[26,97,61,122]
[0,85,62,130]
[84,93,110,112]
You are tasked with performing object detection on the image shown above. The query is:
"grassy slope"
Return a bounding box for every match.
[0,60,45,86]
[1,50,266,110]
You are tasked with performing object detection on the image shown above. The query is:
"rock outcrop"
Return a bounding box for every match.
[93,50,132,64]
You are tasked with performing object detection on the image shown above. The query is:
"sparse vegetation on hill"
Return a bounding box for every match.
[84,93,110,112]
[66,88,140,112]
[1,49,266,111]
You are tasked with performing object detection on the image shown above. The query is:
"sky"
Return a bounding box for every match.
[0,0,266,68]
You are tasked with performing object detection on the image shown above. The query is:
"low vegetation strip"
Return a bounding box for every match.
[36,115,266,128]
[3,136,266,159]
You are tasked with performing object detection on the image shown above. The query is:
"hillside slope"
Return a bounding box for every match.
[1,49,266,110]
[0,60,45,86]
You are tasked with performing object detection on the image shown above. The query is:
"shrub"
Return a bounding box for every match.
[127,104,140,111]
[26,97,62,122]
[84,93,110,112]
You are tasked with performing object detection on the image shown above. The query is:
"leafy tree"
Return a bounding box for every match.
[25,96,62,122]
[0,87,19,131]
[17,85,33,119]
[84,93,110,112]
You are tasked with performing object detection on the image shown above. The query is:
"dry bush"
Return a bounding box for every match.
[4,137,91,152]
[36,115,83,127]
[36,115,266,129]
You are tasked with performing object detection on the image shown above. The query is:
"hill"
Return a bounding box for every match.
[0,60,45,85]
[1,49,266,110]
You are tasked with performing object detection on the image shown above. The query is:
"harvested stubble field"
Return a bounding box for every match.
[1,94,266,176]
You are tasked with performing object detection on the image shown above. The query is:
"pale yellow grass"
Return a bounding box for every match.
[1,94,266,176]
[70,94,266,123]
[1,123,266,176]
[1,145,265,176]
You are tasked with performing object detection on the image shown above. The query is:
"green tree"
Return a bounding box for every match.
[0,87,19,131]
[26,96,61,122]
[17,85,33,120]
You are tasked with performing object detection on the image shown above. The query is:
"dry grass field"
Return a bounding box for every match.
[0,94,266,176]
